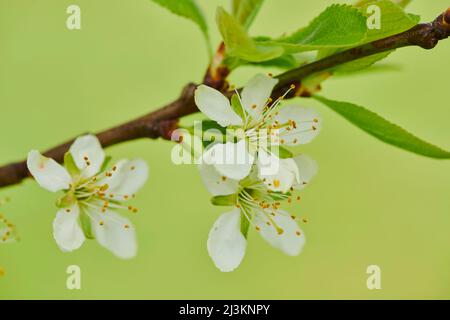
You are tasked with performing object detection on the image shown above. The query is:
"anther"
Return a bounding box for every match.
[273,179,280,188]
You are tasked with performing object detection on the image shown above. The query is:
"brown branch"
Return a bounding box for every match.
[0,8,449,189]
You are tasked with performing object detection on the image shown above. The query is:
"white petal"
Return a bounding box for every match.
[195,85,243,127]
[241,74,278,119]
[69,134,105,178]
[102,159,149,199]
[273,106,321,146]
[53,203,85,252]
[207,209,247,272]
[256,210,305,256]
[27,150,71,192]
[203,140,254,180]
[257,150,299,193]
[197,161,239,196]
[90,208,137,259]
[293,155,318,190]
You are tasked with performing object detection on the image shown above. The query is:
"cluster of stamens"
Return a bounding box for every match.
[236,181,307,237]
[66,156,139,230]
[231,77,320,149]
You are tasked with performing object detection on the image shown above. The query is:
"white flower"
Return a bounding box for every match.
[27,134,149,259]
[195,73,321,193]
[200,155,318,272]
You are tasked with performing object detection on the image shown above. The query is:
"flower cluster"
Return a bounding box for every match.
[194,73,321,271]
[27,135,149,259]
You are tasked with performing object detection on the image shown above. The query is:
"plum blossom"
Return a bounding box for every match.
[195,73,321,193]
[199,155,318,272]
[27,135,149,259]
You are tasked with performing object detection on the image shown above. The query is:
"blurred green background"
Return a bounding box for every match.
[0,0,449,299]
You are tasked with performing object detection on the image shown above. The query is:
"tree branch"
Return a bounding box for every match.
[0,8,449,188]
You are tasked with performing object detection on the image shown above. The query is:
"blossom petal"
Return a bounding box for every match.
[197,161,239,196]
[27,150,71,192]
[256,210,305,256]
[241,74,278,119]
[53,203,85,252]
[103,159,149,199]
[203,140,254,180]
[273,106,321,146]
[89,208,137,259]
[293,155,318,190]
[207,209,247,272]
[69,134,105,178]
[257,150,299,193]
[195,85,243,127]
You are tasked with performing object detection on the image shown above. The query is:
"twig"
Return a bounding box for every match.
[0,8,449,188]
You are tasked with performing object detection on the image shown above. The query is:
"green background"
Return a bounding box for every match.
[0,0,449,299]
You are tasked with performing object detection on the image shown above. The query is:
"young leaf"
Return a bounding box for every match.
[232,0,265,30]
[314,95,450,159]
[332,51,394,74]
[259,4,367,53]
[357,0,420,43]
[318,1,419,73]
[151,0,211,55]
[216,7,283,62]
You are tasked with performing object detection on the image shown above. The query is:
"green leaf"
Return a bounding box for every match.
[318,1,419,73]
[357,0,420,43]
[79,211,95,240]
[260,4,367,53]
[224,54,299,70]
[232,0,265,30]
[334,61,402,76]
[314,95,450,159]
[240,210,250,238]
[216,7,283,62]
[333,51,394,73]
[355,0,412,8]
[151,0,211,56]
